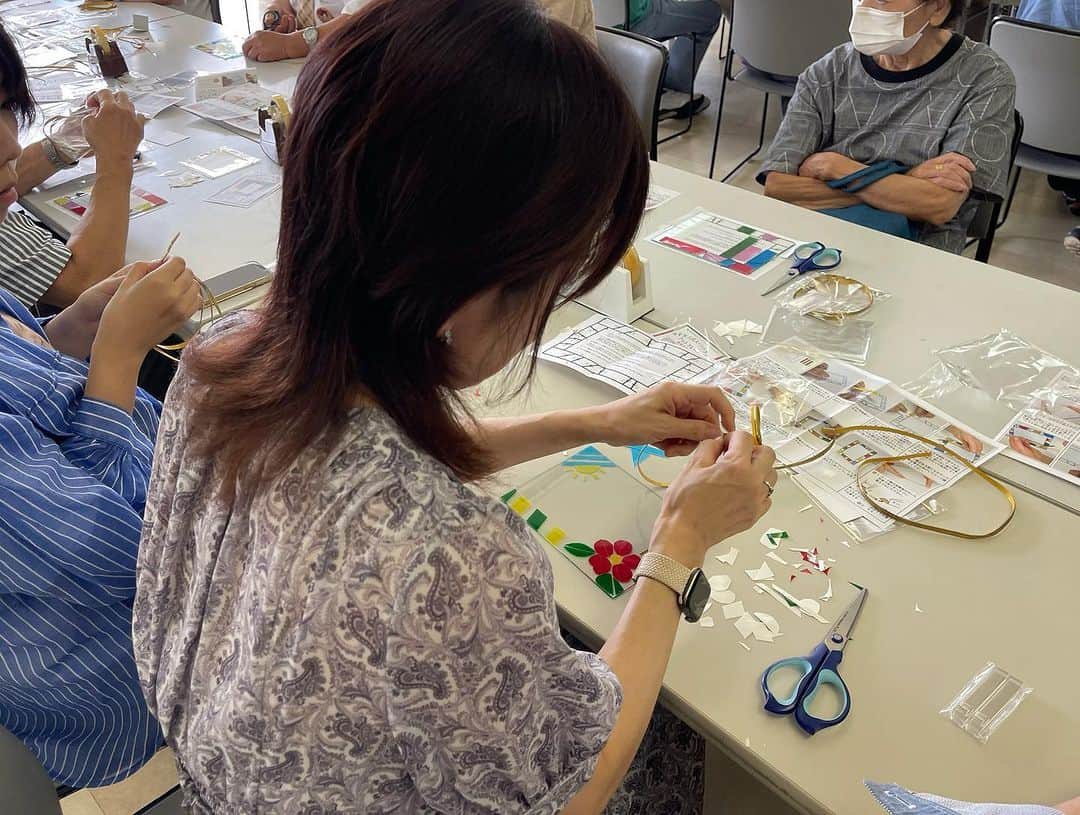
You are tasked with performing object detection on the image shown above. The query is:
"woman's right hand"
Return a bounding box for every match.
[92,257,202,361]
[651,431,776,567]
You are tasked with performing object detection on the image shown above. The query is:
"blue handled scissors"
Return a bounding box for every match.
[760,586,868,735]
[760,241,843,296]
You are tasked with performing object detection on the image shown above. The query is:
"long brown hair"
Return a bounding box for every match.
[185,0,649,491]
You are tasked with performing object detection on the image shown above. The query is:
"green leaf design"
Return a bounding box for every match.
[595,573,624,598]
[499,488,517,503]
[563,542,595,558]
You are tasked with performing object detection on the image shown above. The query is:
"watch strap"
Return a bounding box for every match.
[633,551,692,599]
[42,137,77,169]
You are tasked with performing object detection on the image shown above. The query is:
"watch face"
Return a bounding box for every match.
[681,569,710,623]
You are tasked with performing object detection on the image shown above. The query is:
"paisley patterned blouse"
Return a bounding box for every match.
[133,320,622,813]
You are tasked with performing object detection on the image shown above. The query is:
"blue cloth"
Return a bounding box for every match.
[820,161,916,239]
[0,288,163,788]
[1016,0,1080,30]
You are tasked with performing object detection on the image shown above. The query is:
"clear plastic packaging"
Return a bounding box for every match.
[771,271,892,322]
[904,329,1077,410]
[761,306,874,365]
[940,662,1032,743]
[179,146,259,179]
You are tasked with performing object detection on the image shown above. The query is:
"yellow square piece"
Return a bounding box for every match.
[508,495,531,515]
[545,527,567,547]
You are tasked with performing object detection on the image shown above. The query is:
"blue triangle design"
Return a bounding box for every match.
[628,445,665,467]
[562,445,616,468]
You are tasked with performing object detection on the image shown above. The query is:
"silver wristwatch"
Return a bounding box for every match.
[42,138,77,170]
[633,552,710,623]
[301,26,318,50]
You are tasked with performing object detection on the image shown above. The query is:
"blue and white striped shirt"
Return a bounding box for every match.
[0,288,163,788]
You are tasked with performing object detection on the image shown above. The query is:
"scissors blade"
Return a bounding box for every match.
[760,270,798,296]
[825,587,868,649]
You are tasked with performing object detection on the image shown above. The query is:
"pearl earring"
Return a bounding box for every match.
[440,328,453,346]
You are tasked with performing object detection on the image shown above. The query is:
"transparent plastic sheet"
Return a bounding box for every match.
[940,662,1032,743]
[771,271,892,322]
[904,329,1078,411]
[761,306,873,365]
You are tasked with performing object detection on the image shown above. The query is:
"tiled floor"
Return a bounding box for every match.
[60,750,179,815]
[656,33,1079,293]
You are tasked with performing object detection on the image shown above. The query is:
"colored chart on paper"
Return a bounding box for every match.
[649,208,800,279]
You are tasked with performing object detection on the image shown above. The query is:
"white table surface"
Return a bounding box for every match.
[498,302,1080,815]
[16,11,296,279]
[9,8,1080,811]
[638,162,1080,513]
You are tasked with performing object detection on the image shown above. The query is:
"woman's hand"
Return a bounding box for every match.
[92,257,202,364]
[908,153,975,194]
[590,382,735,456]
[44,269,127,358]
[651,431,776,567]
[243,29,307,61]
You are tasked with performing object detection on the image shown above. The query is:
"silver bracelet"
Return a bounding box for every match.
[42,137,78,169]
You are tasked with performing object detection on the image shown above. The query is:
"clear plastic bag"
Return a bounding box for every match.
[771,271,892,322]
[761,306,873,365]
[940,662,1032,743]
[904,329,1077,410]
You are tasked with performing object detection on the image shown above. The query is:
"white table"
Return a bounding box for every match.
[17,11,295,280]
[500,302,1080,815]
[638,163,1080,514]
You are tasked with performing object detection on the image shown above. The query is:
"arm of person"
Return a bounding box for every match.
[470,383,736,473]
[562,434,776,813]
[40,91,144,308]
[15,140,63,195]
[243,11,353,61]
[797,152,969,227]
[761,171,860,210]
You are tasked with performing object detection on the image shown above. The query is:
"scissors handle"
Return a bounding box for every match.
[761,642,851,736]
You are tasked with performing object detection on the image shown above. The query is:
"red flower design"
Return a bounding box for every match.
[587,539,641,584]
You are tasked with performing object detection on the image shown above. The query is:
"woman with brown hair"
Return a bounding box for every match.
[134,1,775,812]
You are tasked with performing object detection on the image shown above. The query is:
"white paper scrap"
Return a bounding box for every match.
[708,575,731,593]
[715,547,739,565]
[914,603,924,613]
[798,504,814,513]
[754,612,781,634]
[714,319,763,339]
[722,601,745,620]
[699,616,715,628]
[840,540,851,548]
[734,614,759,639]
[739,642,752,652]
[765,552,788,565]
[745,562,775,582]
[820,579,833,601]
[711,590,736,605]
[759,582,803,618]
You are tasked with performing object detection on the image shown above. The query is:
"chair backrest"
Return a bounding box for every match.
[592,0,628,28]
[989,17,1080,156]
[731,0,851,78]
[0,726,62,815]
[596,26,668,159]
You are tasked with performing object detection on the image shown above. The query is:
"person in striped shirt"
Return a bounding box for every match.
[0,22,203,788]
[0,21,145,309]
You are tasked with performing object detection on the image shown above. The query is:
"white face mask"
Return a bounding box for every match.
[849,1,930,56]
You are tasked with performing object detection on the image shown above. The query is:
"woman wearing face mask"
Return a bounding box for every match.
[756,0,1016,255]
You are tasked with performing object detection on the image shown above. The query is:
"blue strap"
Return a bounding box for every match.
[827,160,909,193]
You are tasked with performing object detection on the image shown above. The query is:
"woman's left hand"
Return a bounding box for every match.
[592,382,735,456]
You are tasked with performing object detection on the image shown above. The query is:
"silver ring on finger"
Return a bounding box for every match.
[763,480,774,497]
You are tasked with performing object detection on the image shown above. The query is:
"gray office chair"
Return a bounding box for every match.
[708,0,850,181]
[989,17,1080,226]
[965,110,1024,263]
[0,725,63,815]
[592,0,722,144]
[596,26,669,160]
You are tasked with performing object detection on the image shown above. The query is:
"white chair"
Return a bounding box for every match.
[708,0,850,181]
[596,26,669,159]
[989,16,1080,226]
